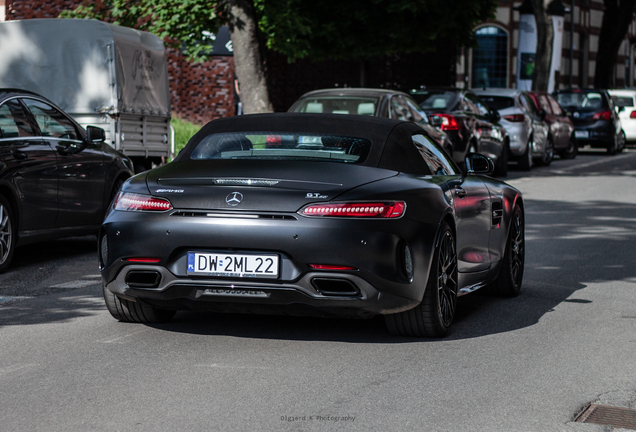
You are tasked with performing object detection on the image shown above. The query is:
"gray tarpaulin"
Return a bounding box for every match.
[0,18,171,116]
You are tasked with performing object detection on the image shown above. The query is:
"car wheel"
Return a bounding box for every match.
[558,135,578,159]
[617,130,626,153]
[518,137,533,171]
[537,138,554,166]
[103,281,176,323]
[486,204,524,297]
[494,140,509,176]
[0,196,16,274]
[385,223,458,338]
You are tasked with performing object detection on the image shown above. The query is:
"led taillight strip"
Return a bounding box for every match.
[114,192,173,212]
[300,202,405,218]
[125,258,161,263]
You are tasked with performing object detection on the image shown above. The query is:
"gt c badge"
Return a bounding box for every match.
[226,192,243,206]
[306,192,328,199]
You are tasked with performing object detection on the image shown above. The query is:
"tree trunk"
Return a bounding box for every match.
[227,0,274,114]
[531,0,554,91]
[594,0,636,88]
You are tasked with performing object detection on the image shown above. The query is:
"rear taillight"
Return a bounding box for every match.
[114,192,172,212]
[300,202,406,218]
[592,111,612,121]
[124,257,161,263]
[308,264,357,270]
[630,110,636,119]
[431,114,460,131]
[503,114,525,122]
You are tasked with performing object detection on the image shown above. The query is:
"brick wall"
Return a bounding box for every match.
[5,0,236,124]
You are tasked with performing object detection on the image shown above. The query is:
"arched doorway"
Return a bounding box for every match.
[472,26,508,88]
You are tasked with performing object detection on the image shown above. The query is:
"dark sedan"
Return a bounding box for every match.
[100,114,525,338]
[0,89,133,272]
[410,88,509,175]
[555,89,624,155]
[288,88,454,156]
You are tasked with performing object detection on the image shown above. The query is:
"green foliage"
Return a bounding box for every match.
[60,0,497,63]
[171,116,202,154]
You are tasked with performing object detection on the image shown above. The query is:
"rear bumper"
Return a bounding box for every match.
[104,266,420,318]
[100,208,437,317]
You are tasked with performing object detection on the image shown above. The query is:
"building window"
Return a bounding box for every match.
[472,26,508,88]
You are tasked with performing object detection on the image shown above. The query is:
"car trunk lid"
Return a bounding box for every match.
[146,160,398,212]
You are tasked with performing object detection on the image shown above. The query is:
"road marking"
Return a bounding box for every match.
[96,329,148,344]
[50,280,100,289]
[82,275,102,279]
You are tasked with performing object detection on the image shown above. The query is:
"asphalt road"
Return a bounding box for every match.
[1,148,636,432]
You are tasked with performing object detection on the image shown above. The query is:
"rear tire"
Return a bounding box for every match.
[103,282,176,323]
[494,141,509,176]
[518,138,533,171]
[0,196,15,274]
[558,135,577,159]
[617,130,626,153]
[536,138,554,166]
[385,223,458,338]
[486,204,524,297]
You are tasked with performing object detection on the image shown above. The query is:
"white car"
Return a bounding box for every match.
[608,89,635,142]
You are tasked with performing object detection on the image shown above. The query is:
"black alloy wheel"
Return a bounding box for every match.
[0,196,16,273]
[385,223,458,338]
[537,138,554,166]
[618,130,626,153]
[103,282,176,323]
[558,136,578,159]
[486,204,524,297]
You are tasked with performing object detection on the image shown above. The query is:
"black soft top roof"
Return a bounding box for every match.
[177,113,429,175]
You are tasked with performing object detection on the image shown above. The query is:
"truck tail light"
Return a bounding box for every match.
[503,114,525,122]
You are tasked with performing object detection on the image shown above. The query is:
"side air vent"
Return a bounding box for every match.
[125,270,161,288]
[311,278,360,297]
[492,201,503,227]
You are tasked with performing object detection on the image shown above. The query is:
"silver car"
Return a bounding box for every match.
[474,88,551,170]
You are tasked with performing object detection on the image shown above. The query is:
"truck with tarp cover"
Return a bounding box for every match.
[0,18,173,171]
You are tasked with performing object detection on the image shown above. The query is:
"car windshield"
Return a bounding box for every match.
[190,132,372,163]
[556,92,606,111]
[611,96,634,108]
[478,95,515,111]
[411,91,457,111]
[291,97,378,116]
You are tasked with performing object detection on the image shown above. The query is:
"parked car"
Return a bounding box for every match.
[474,88,551,169]
[527,91,577,159]
[0,89,133,272]
[554,89,625,155]
[409,88,509,175]
[608,89,636,144]
[288,88,454,155]
[100,113,525,338]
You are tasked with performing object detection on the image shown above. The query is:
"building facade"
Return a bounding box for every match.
[457,0,636,90]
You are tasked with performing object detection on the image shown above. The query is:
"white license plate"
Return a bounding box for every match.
[187,252,279,278]
[574,130,589,139]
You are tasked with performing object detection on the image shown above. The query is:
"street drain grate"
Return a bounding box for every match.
[575,404,636,430]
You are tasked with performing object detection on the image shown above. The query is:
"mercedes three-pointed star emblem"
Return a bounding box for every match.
[225,192,243,206]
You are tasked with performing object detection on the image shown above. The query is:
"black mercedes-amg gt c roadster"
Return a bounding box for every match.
[100,113,524,337]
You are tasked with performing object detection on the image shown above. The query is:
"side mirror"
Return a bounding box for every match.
[540,109,548,120]
[465,152,494,176]
[86,125,105,144]
[489,110,501,123]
